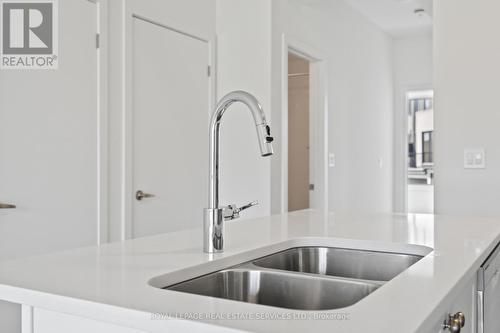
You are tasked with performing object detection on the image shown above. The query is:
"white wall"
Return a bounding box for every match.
[393,34,433,91]
[408,184,434,214]
[392,33,433,212]
[215,0,273,218]
[434,0,500,217]
[273,0,395,213]
[106,0,411,235]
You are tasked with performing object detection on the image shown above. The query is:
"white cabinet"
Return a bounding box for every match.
[421,275,476,333]
[32,308,146,333]
[27,307,239,333]
[477,242,500,333]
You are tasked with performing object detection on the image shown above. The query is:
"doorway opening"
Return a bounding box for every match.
[275,36,328,215]
[287,52,311,212]
[406,90,434,214]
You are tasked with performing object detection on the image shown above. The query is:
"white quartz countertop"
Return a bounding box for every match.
[1,210,500,332]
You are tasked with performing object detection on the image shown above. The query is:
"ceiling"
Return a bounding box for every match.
[342,0,433,36]
[293,0,433,37]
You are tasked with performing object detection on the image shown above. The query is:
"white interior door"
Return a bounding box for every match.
[0,0,98,331]
[131,17,210,238]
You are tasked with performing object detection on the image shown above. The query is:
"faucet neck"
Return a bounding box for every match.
[207,91,273,209]
[208,118,221,209]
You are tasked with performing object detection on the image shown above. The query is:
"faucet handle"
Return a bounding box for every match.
[239,200,258,211]
[224,201,259,220]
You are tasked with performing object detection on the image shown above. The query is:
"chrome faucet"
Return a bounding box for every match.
[204,91,274,253]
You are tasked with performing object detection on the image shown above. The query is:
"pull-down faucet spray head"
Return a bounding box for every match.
[209,90,274,160]
[256,123,274,157]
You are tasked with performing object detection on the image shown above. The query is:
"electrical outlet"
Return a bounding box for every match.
[464,148,485,169]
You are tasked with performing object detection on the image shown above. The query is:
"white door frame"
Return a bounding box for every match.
[80,0,108,245]
[120,6,217,240]
[95,0,109,245]
[394,85,433,214]
[279,34,329,214]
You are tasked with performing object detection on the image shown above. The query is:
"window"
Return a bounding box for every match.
[422,131,433,163]
[407,95,434,168]
[406,90,434,214]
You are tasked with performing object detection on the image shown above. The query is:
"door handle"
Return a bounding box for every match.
[0,203,16,209]
[135,190,155,201]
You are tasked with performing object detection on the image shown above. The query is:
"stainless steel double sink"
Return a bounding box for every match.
[156,246,427,311]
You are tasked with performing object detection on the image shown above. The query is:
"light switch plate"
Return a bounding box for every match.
[328,153,335,167]
[464,148,486,169]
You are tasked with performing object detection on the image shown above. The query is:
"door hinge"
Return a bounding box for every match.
[207,65,211,77]
[309,184,315,191]
[96,33,100,49]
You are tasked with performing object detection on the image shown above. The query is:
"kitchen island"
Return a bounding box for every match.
[0,210,499,332]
